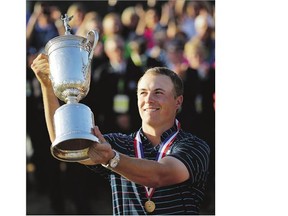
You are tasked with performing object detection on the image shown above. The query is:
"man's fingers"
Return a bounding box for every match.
[94,126,107,144]
[31,54,50,76]
[37,53,48,60]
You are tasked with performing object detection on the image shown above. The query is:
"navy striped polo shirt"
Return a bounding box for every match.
[87,123,210,215]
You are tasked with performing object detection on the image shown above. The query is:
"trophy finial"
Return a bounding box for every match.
[61,14,74,35]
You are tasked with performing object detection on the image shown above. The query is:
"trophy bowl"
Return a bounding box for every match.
[46,34,93,102]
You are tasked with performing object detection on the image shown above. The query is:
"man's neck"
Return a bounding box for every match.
[142,121,174,146]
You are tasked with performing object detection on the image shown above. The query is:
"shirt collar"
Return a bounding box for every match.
[138,123,178,148]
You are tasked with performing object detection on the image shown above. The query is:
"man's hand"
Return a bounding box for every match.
[83,126,115,165]
[31,53,51,87]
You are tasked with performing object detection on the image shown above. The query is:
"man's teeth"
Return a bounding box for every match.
[144,108,159,111]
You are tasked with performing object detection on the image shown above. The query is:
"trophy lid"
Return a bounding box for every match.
[45,14,88,54]
[45,34,87,54]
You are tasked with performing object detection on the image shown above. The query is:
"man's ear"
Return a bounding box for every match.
[176,95,183,111]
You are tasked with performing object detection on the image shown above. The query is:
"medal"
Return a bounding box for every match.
[145,200,156,213]
[134,120,181,213]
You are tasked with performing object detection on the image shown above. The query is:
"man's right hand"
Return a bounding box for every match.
[31,53,51,87]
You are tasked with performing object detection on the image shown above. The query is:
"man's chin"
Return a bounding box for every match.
[142,116,160,126]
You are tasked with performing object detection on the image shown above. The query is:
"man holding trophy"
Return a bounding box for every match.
[31,15,210,215]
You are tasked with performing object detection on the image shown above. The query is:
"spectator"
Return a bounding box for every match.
[147,29,169,67]
[178,1,200,40]
[66,2,86,34]
[128,35,164,71]
[75,11,106,69]
[180,38,215,143]
[76,11,103,38]
[26,47,66,214]
[193,9,215,67]
[136,6,165,50]
[102,12,123,41]
[86,35,143,134]
[165,38,189,78]
[121,6,139,41]
[26,1,62,52]
[179,38,215,213]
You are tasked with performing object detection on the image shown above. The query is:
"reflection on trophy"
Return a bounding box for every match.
[45,14,99,162]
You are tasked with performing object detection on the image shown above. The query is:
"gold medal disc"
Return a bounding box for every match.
[145,200,156,213]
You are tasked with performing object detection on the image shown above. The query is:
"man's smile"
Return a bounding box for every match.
[143,107,160,112]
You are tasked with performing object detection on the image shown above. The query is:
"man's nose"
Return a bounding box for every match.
[145,92,154,103]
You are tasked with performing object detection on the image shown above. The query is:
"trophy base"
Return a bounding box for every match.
[52,103,98,162]
[51,133,99,162]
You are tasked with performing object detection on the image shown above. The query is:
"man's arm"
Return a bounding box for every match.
[31,53,60,142]
[86,126,190,188]
[114,153,189,188]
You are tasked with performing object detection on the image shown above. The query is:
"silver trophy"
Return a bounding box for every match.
[45,14,99,162]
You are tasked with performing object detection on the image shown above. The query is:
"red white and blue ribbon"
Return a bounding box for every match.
[133,119,181,200]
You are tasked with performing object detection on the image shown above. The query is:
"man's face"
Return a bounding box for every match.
[137,73,183,127]
[104,40,123,62]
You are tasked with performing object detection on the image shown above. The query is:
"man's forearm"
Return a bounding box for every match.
[111,152,189,189]
[41,85,60,143]
[113,154,164,188]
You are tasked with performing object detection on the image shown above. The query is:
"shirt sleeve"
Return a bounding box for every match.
[167,135,210,184]
[85,164,112,179]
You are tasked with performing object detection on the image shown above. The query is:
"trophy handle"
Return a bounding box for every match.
[86,30,99,61]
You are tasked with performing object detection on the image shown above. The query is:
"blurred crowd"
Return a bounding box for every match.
[26,0,215,214]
